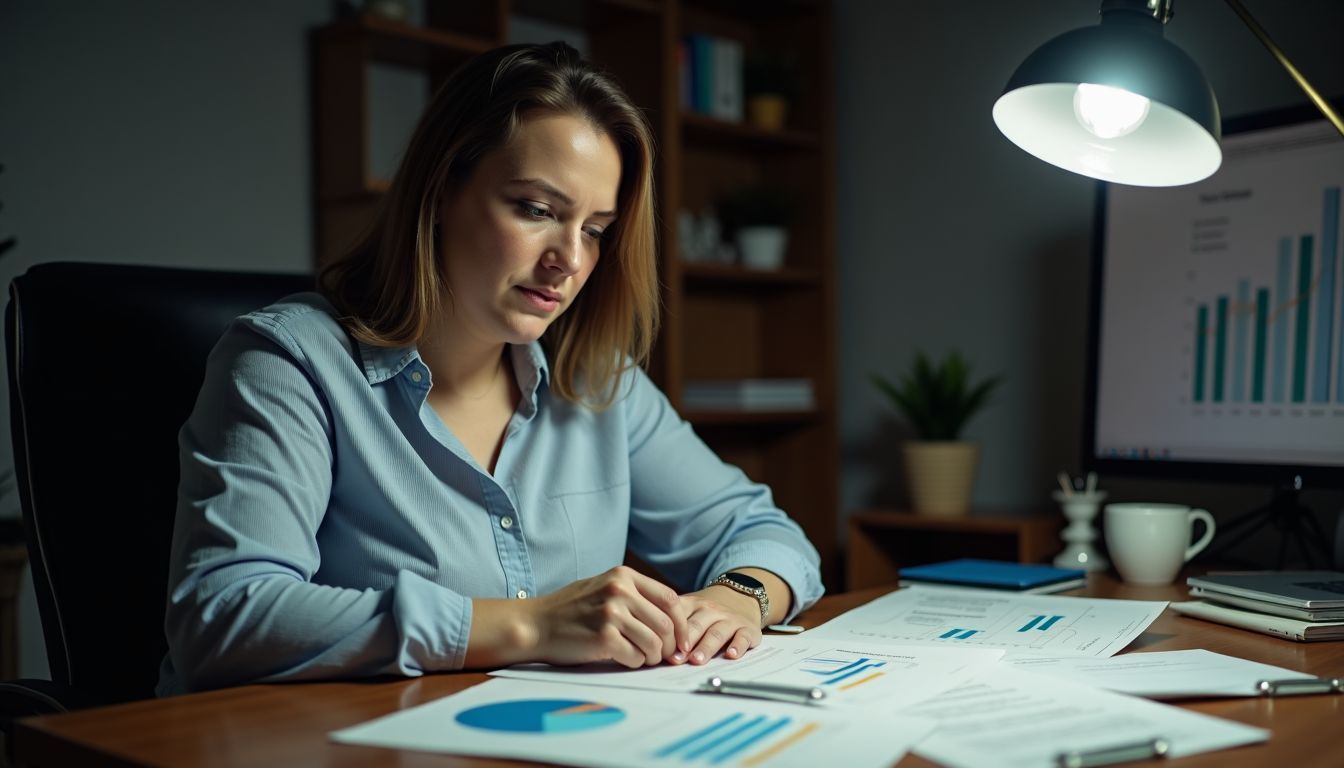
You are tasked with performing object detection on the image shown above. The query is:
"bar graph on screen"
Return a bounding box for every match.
[1190,186,1341,407]
[1093,111,1344,469]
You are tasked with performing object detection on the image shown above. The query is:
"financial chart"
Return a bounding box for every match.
[1095,117,1344,465]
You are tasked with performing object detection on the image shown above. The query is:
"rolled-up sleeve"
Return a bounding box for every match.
[620,368,824,620]
[160,320,472,694]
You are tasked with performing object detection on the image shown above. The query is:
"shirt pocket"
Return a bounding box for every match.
[555,483,631,582]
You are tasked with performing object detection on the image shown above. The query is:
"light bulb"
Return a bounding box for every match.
[1073,83,1151,139]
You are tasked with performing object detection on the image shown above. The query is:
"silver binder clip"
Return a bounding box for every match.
[699,677,825,705]
[1056,737,1169,768]
[1255,677,1344,696]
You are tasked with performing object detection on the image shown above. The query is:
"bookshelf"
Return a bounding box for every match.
[311,0,839,586]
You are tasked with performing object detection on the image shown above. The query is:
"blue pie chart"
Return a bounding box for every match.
[455,699,626,733]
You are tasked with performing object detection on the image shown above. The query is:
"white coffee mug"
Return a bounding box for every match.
[1103,503,1216,585]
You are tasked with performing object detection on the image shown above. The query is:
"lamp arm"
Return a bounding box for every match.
[1223,0,1344,138]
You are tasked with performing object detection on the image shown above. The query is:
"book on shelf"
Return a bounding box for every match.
[682,378,814,411]
[897,558,1087,594]
[680,34,743,122]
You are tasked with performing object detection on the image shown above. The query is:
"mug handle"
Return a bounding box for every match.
[1185,508,1216,561]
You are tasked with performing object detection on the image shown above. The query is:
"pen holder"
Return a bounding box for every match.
[1052,490,1108,572]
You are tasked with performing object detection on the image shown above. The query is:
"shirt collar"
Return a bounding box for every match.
[355,339,551,398]
[356,342,421,385]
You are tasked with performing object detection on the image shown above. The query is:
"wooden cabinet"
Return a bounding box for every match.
[847,510,1065,591]
[311,1,838,586]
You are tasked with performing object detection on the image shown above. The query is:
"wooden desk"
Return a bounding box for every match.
[14,576,1344,767]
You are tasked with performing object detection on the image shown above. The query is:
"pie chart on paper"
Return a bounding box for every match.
[454,699,626,733]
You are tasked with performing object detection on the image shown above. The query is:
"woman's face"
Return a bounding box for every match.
[437,111,621,348]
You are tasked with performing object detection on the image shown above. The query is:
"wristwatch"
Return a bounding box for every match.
[709,571,770,625]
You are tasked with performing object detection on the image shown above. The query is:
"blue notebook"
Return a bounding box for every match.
[899,559,1087,593]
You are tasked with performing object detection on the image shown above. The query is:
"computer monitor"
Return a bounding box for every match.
[1083,101,1344,564]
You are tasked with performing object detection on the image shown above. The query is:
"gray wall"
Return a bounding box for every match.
[834,0,1344,550]
[1,0,332,678]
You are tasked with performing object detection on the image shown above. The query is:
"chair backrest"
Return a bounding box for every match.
[6,262,313,707]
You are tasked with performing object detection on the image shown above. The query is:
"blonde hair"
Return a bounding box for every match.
[319,42,659,408]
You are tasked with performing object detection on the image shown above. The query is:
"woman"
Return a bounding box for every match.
[158,42,822,695]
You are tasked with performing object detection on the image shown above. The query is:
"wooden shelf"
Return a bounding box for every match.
[513,0,662,25]
[680,262,821,289]
[681,113,820,153]
[685,409,820,426]
[319,17,495,69]
[682,0,821,19]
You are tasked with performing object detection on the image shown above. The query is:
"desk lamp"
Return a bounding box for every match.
[993,0,1344,186]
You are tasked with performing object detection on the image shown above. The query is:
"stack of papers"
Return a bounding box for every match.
[329,585,1293,767]
[332,678,936,768]
[492,635,1004,711]
[1174,571,1344,641]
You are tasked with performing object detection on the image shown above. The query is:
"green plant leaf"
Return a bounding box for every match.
[870,350,1003,440]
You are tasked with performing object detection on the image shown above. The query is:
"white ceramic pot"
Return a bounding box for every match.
[736,226,788,270]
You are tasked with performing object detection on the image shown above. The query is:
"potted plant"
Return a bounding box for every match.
[717,183,794,270]
[871,350,1003,516]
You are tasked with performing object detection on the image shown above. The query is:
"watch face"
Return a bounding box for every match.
[724,572,764,591]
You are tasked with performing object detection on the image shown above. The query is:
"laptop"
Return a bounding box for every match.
[1185,571,1344,612]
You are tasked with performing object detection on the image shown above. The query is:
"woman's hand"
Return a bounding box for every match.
[676,585,764,665]
[525,565,689,668]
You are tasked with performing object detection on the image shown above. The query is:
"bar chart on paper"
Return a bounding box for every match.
[651,713,817,766]
[926,611,1081,650]
[806,587,1166,658]
[1095,117,1344,466]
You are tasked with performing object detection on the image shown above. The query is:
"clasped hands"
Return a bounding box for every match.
[529,565,767,669]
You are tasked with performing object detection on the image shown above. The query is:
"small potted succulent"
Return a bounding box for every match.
[871,350,1003,516]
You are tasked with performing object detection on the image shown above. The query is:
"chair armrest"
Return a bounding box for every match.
[0,678,77,764]
[0,677,74,719]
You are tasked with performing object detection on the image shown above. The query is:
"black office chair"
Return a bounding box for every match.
[0,262,312,731]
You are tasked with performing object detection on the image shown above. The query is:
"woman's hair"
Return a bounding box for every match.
[319,41,659,408]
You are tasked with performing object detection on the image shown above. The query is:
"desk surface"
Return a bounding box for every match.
[15,575,1344,768]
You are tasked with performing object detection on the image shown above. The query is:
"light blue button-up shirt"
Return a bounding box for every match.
[158,294,823,695]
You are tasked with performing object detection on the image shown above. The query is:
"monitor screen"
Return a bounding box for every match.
[1084,103,1344,488]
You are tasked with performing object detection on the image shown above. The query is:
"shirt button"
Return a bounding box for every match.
[410,371,423,383]
[516,589,528,599]
[500,516,513,529]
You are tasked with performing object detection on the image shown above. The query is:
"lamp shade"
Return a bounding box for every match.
[993,9,1222,186]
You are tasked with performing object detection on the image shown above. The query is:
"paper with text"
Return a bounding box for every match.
[491,635,1003,710]
[330,678,936,768]
[906,665,1268,768]
[806,586,1166,657]
[1006,648,1316,698]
